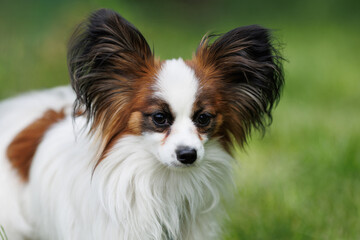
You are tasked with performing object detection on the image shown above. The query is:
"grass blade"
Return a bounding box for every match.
[0,226,7,240]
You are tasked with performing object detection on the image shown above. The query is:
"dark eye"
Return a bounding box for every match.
[196,113,212,127]
[152,112,168,126]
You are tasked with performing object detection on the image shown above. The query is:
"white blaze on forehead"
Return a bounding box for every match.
[155,58,199,116]
[152,59,206,166]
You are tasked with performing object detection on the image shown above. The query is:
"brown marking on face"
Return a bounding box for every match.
[197,132,204,141]
[188,55,244,153]
[95,59,163,166]
[127,111,143,135]
[161,129,171,145]
[187,59,228,146]
[6,109,65,182]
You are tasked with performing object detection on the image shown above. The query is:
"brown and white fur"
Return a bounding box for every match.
[0,9,284,240]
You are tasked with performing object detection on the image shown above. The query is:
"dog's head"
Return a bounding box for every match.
[68,9,284,168]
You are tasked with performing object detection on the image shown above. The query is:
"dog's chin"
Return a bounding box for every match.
[162,160,197,170]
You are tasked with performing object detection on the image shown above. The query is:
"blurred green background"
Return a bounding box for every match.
[0,0,359,239]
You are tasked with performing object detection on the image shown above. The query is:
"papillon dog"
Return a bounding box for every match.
[0,9,284,240]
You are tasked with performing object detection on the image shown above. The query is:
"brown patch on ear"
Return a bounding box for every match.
[187,60,227,146]
[68,9,164,167]
[92,60,162,169]
[189,25,284,152]
[6,109,65,182]
[213,114,223,135]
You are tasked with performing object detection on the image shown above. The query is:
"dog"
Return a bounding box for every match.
[0,8,284,240]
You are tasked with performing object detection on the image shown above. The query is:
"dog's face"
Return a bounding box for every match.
[142,59,215,167]
[68,9,284,168]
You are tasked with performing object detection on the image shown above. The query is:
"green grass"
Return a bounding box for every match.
[0,225,8,240]
[1,0,359,239]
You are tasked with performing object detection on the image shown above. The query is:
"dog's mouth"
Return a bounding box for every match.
[164,161,198,170]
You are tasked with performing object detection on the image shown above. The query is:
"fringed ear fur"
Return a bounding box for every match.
[195,25,284,149]
[67,8,156,134]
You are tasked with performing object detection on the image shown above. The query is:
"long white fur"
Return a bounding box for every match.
[0,60,234,240]
[0,86,75,239]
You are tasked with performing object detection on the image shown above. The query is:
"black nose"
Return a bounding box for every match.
[176,147,197,164]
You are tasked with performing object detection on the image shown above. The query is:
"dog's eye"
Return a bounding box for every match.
[152,112,168,126]
[196,113,212,127]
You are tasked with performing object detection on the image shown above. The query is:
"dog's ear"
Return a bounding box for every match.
[68,9,155,131]
[195,25,284,148]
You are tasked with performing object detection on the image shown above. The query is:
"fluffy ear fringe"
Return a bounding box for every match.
[196,25,285,148]
[67,9,155,132]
